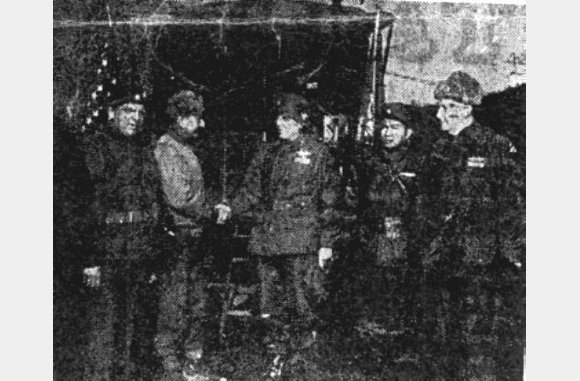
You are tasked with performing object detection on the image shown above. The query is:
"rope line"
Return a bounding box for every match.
[385,70,438,86]
[53,15,394,29]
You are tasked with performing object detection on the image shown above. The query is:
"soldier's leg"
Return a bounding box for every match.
[442,273,469,378]
[258,257,284,319]
[83,265,116,381]
[84,229,128,381]
[459,266,499,380]
[109,262,132,380]
[419,270,443,348]
[155,244,190,374]
[118,227,159,380]
[491,262,525,380]
[386,262,407,334]
[183,251,211,360]
[290,254,325,350]
[128,261,160,380]
[403,265,425,362]
[258,257,289,345]
[258,257,292,380]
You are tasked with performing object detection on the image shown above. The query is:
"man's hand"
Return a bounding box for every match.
[83,266,101,288]
[214,203,232,225]
[318,247,333,270]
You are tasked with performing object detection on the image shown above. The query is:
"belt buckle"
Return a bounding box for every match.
[384,216,401,239]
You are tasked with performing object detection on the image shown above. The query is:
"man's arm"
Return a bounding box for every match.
[230,144,270,223]
[493,135,526,267]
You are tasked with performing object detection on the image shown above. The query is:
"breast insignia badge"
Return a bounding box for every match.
[295,149,312,165]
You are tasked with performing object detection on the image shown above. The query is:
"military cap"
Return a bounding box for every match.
[275,92,310,123]
[166,90,204,120]
[378,102,413,127]
[434,71,483,106]
[109,90,146,108]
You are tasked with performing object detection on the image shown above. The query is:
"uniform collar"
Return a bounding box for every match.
[280,133,307,150]
[167,128,188,144]
[379,140,410,164]
[108,125,149,147]
[453,121,481,144]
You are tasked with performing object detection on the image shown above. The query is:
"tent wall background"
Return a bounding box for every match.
[54,17,390,202]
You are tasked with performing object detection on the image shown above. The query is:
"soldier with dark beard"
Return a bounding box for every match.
[422,71,524,379]
[154,89,227,381]
[83,91,162,380]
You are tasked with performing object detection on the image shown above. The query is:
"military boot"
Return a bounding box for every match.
[181,346,227,381]
[155,334,182,381]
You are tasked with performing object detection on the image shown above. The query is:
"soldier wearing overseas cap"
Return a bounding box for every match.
[153,89,227,381]
[223,93,341,380]
[82,88,163,380]
[352,102,430,359]
[422,71,524,378]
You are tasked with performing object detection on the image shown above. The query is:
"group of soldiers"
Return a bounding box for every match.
[80,70,524,381]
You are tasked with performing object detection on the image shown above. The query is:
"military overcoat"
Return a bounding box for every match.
[233,134,341,256]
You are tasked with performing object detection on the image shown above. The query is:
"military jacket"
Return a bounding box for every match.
[233,134,341,256]
[357,138,427,266]
[155,132,210,227]
[84,128,160,224]
[424,122,524,267]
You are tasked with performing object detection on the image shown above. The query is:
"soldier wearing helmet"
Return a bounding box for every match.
[224,92,341,379]
[423,71,524,377]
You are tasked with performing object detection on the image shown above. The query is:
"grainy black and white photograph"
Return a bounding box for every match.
[53,1,526,380]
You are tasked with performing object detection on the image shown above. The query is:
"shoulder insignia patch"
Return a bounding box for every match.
[509,141,518,153]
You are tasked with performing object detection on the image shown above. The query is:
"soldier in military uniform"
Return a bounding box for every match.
[353,103,430,358]
[422,71,524,378]
[226,93,341,379]
[82,90,162,380]
[154,89,226,381]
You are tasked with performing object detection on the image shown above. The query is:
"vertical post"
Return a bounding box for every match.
[370,11,381,117]
[379,23,394,106]
[221,134,228,204]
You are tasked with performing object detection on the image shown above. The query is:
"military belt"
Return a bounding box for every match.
[104,210,156,225]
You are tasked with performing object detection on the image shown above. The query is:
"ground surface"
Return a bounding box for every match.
[54,273,524,381]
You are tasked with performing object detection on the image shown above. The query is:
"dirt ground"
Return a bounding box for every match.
[54,272,524,381]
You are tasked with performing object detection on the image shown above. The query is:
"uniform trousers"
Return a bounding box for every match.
[422,253,523,380]
[84,224,159,381]
[155,228,212,367]
[258,253,326,352]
